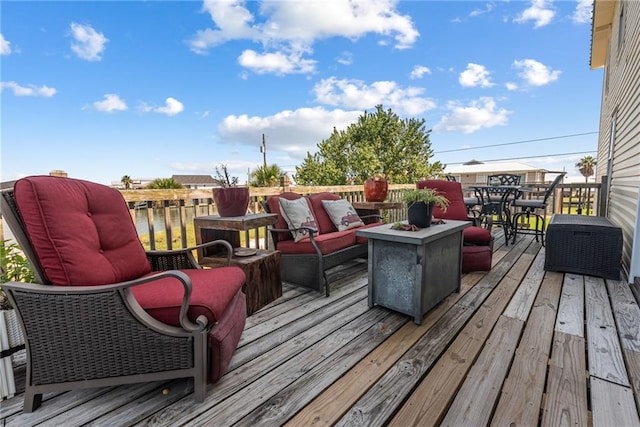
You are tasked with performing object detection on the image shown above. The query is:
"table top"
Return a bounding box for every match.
[194,212,278,230]
[355,220,469,245]
[352,201,403,210]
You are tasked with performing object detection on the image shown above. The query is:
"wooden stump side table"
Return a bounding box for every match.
[194,213,278,260]
[352,201,403,224]
[200,249,282,315]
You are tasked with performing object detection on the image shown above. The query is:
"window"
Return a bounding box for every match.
[476,174,486,184]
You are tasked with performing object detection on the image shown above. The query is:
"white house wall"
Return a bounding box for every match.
[595,0,640,280]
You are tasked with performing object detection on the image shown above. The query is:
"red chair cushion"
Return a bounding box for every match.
[276,230,357,255]
[417,180,469,221]
[307,192,341,234]
[14,176,152,286]
[132,267,246,326]
[463,226,493,244]
[462,245,492,273]
[208,289,246,382]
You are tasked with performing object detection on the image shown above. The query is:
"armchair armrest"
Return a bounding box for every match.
[147,239,234,270]
[3,271,208,333]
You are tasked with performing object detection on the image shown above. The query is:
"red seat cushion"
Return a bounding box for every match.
[132,267,246,326]
[463,226,493,244]
[307,192,341,234]
[14,176,152,286]
[462,245,492,273]
[276,230,357,255]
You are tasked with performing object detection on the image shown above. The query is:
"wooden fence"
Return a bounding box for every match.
[120,182,602,251]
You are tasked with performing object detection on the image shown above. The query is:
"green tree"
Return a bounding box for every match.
[294,105,444,185]
[145,178,184,189]
[250,164,284,187]
[121,175,133,189]
[575,155,596,183]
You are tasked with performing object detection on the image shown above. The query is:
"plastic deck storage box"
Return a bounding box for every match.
[544,214,622,280]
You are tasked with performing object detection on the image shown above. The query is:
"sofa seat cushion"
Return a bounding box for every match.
[355,222,385,244]
[463,226,493,244]
[14,176,152,286]
[276,230,357,255]
[132,267,246,326]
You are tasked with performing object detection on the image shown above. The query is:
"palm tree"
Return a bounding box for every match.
[145,178,183,189]
[250,164,284,187]
[575,155,596,183]
[121,175,133,189]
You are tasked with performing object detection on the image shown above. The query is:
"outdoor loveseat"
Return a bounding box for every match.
[264,192,382,296]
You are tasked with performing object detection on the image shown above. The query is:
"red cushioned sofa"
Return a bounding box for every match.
[417,180,494,273]
[0,176,247,412]
[264,192,383,296]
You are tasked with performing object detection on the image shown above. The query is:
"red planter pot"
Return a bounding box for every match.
[212,187,250,217]
[363,179,389,202]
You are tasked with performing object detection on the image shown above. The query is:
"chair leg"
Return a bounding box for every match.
[23,390,42,413]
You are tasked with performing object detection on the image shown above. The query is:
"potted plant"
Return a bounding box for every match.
[401,188,448,228]
[212,164,250,217]
[364,173,389,203]
[1,240,34,399]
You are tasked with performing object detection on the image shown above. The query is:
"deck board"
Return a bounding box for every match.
[3,232,640,427]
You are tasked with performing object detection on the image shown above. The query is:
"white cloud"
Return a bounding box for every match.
[70,22,108,61]
[92,94,127,112]
[434,97,510,134]
[505,82,518,91]
[410,65,431,80]
[514,0,555,28]
[0,34,12,55]
[0,81,56,97]
[313,77,436,116]
[218,106,363,159]
[337,51,353,66]
[572,0,592,24]
[470,2,495,17]
[238,49,316,74]
[139,97,185,115]
[513,58,560,86]
[459,63,493,88]
[189,0,419,74]
[155,97,184,116]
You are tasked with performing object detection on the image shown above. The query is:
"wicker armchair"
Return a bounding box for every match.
[0,176,247,412]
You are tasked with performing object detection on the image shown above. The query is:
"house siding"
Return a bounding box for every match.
[595,0,640,279]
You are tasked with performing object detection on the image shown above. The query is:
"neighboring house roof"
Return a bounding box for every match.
[590,0,616,69]
[445,161,548,175]
[171,175,218,185]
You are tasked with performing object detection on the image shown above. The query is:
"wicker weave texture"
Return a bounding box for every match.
[544,214,622,280]
[14,290,194,385]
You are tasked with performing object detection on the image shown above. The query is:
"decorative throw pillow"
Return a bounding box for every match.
[321,199,364,231]
[278,197,318,242]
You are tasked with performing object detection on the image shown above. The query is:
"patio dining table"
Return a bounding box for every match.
[465,184,522,245]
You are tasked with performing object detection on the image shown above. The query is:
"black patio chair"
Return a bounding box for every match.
[511,172,566,245]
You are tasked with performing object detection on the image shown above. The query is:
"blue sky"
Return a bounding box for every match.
[1,0,601,185]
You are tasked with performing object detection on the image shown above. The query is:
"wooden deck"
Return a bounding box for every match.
[2,232,640,426]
